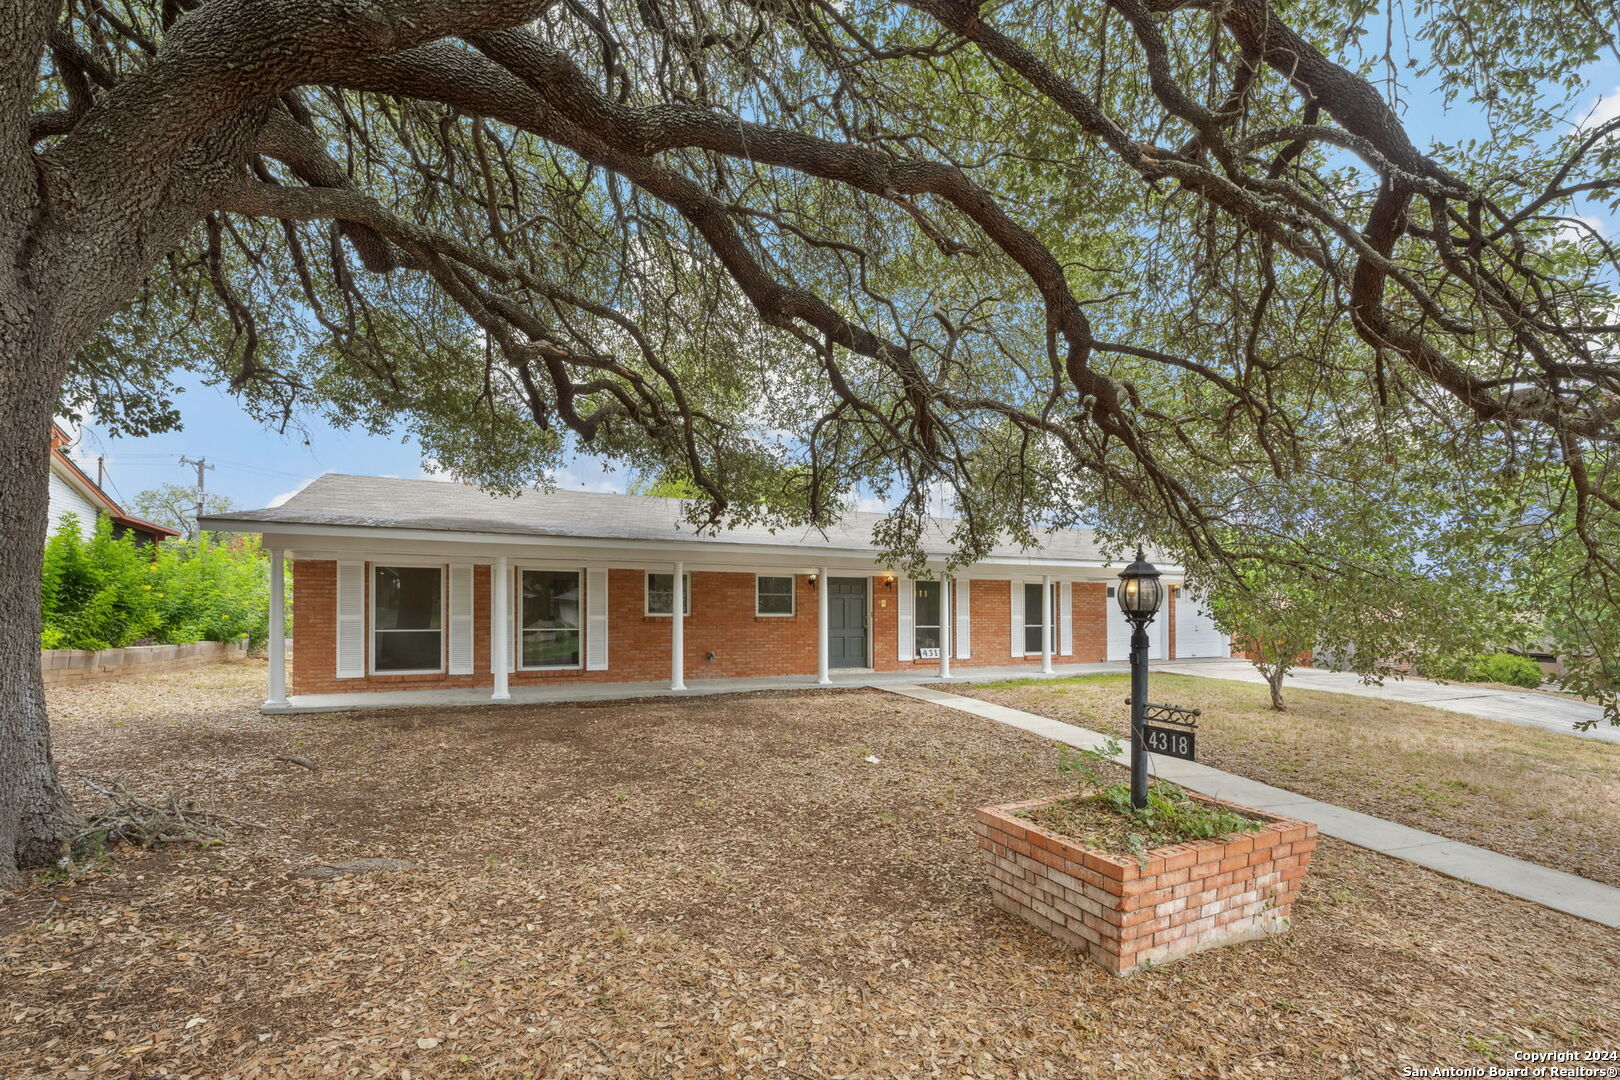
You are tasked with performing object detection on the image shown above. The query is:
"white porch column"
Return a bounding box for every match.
[491,557,510,700]
[266,547,288,708]
[938,577,953,679]
[671,560,686,691]
[817,566,831,685]
[1041,574,1055,674]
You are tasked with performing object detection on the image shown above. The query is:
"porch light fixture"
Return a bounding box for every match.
[1117,548,1163,811]
[1116,548,1164,623]
[882,574,896,589]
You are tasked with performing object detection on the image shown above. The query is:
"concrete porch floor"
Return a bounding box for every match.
[263,658,1184,713]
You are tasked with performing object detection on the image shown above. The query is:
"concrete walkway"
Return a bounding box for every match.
[886,683,1620,930]
[1158,658,1619,744]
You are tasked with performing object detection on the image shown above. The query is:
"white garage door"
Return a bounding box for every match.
[1174,590,1228,658]
[1105,586,1167,661]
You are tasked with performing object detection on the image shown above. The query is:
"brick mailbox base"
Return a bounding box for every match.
[977,794,1318,974]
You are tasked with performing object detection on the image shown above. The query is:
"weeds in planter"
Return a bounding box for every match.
[1027,738,1264,855]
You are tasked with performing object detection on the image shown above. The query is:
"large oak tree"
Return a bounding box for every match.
[2,0,1616,882]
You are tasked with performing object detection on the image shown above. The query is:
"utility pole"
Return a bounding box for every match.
[95,455,105,488]
[179,455,214,544]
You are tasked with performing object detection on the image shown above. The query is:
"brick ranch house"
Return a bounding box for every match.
[203,473,1230,711]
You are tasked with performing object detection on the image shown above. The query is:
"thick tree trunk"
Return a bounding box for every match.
[2,0,81,884]
[0,325,80,887]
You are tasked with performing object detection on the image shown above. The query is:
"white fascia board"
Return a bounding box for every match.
[233,520,1179,575]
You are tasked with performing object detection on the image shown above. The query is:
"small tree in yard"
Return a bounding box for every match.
[1205,491,1519,710]
[1206,564,1486,712]
[2,0,1617,883]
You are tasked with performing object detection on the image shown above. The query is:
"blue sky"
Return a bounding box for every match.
[61,56,1620,516]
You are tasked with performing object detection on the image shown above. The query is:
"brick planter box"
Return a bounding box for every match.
[977,793,1317,975]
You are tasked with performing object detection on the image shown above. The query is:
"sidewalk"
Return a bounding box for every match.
[885,683,1620,930]
[1158,658,1618,744]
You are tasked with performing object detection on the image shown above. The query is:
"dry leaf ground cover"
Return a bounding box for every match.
[2,660,1617,1079]
[945,672,1620,888]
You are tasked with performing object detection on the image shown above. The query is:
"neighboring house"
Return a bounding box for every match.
[47,425,178,547]
[203,473,1231,709]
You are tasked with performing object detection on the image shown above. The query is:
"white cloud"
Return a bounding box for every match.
[416,463,457,482]
[1580,84,1620,131]
[1556,213,1610,242]
[267,478,314,507]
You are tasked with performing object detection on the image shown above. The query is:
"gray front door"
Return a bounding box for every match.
[828,577,868,668]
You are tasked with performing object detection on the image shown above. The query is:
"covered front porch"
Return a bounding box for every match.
[260,658,1188,713]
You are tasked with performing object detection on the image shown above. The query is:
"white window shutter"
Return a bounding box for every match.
[897,578,914,662]
[1010,580,1025,656]
[585,567,609,671]
[506,573,516,673]
[447,564,474,675]
[1060,581,1074,656]
[336,561,365,678]
[955,577,972,659]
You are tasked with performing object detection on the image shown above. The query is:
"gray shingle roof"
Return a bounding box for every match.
[204,473,1119,564]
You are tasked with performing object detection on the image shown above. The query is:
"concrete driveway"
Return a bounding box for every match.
[1156,659,1620,745]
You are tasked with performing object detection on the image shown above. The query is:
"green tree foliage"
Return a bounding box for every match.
[626,470,703,499]
[40,517,287,651]
[130,484,237,540]
[17,0,1620,725]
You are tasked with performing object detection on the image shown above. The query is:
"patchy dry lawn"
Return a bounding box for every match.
[0,661,1616,1079]
[943,672,1620,889]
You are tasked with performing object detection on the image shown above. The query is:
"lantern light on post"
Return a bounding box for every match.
[1117,548,1164,810]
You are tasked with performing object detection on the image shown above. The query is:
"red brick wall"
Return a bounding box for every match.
[292,560,1130,694]
[873,577,1107,672]
[291,561,820,694]
[516,568,819,684]
[1075,583,1108,662]
[292,561,494,696]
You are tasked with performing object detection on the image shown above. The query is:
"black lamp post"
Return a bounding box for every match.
[1117,548,1165,810]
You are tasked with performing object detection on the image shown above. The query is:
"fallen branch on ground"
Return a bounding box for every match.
[69,774,265,854]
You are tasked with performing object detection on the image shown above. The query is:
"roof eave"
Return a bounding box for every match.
[203,516,1172,572]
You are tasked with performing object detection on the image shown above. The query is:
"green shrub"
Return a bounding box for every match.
[1464,652,1544,688]
[150,535,280,649]
[41,517,289,651]
[41,514,162,650]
